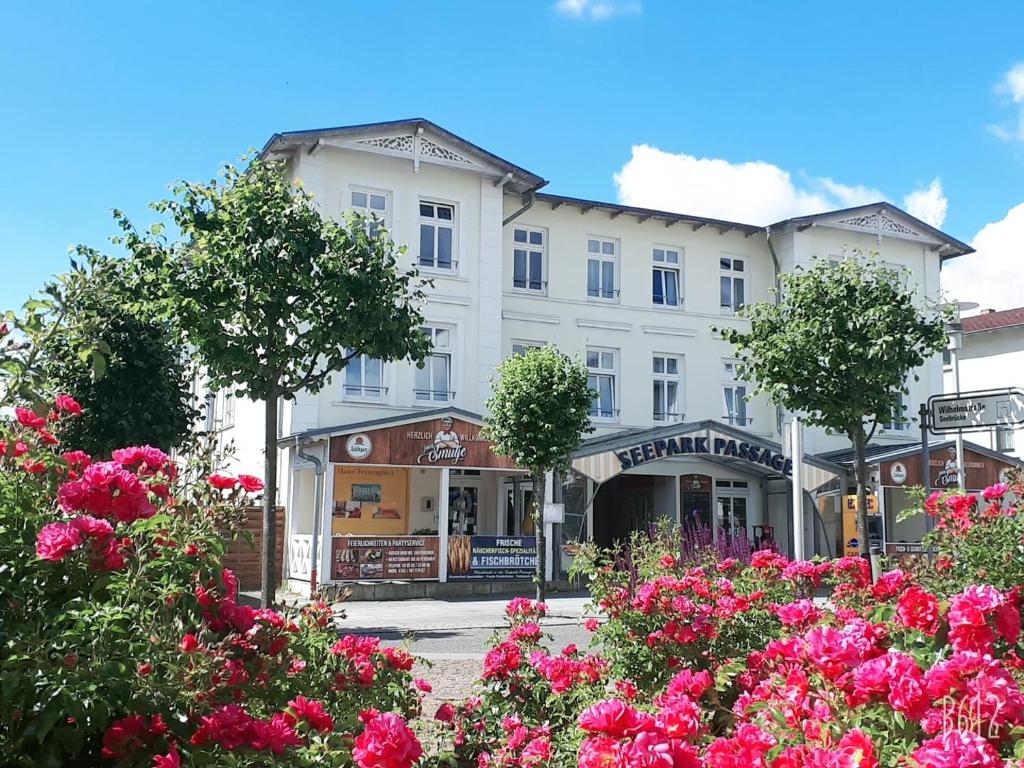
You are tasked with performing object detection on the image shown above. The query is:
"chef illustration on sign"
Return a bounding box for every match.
[433,417,461,449]
[935,446,959,487]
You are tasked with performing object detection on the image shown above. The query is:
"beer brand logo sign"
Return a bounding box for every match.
[415,417,468,465]
[346,434,373,460]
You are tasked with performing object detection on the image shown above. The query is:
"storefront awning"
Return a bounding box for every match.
[571,419,846,492]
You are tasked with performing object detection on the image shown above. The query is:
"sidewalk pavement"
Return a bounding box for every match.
[334,591,595,634]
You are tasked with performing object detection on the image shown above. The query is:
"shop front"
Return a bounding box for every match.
[566,420,847,560]
[283,408,537,589]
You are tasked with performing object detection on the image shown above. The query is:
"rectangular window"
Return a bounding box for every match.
[419,202,456,271]
[996,426,1015,452]
[586,238,618,300]
[415,327,452,402]
[653,354,682,422]
[586,349,617,420]
[883,391,908,431]
[652,247,682,307]
[512,227,545,292]
[206,390,235,430]
[720,256,746,313]
[344,350,386,400]
[511,341,543,357]
[350,188,390,237]
[722,360,749,426]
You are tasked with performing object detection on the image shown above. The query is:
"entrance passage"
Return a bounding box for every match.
[593,474,678,549]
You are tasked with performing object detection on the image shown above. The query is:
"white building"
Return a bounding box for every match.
[944,307,1024,460]
[210,118,981,591]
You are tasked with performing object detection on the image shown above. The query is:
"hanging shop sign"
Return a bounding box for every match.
[447,535,537,581]
[616,435,792,475]
[329,416,518,470]
[880,446,1016,490]
[332,535,439,580]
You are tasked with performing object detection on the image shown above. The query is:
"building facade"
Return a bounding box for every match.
[943,307,1024,460]
[210,119,978,590]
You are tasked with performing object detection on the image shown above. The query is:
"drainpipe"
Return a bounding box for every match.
[766,226,785,436]
[296,439,325,597]
[503,181,547,226]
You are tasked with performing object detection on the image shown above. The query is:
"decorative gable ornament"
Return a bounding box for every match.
[346,132,484,174]
[831,211,924,239]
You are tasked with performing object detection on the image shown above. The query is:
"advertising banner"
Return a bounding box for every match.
[447,535,537,581]
[332,535,439,581]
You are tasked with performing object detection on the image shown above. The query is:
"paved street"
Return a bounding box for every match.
[334,592,597,657]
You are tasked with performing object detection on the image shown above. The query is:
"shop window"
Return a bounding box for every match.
[415,327,453,402]
[653,354,682,422]
[586,237,618,301]
[586,348,617,420]
[720,256,745,313]
[512,227,546,292]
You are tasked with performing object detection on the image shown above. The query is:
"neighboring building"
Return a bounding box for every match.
[943,307,1024,460]
[208,118,982,591]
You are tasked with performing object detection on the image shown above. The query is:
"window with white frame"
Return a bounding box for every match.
[419,202,456,270]
[586,238,617,300]
[349,188,390,236]
[653,355,683,422]
[720,256,745,313]
[512,227,545,292]
[883,390,909,431]
[586,349,617,420]
[722,360,749,426]
[652,247,682,307]
[343,350,386,400]
[511,341,543,357]
[415,327,453,402]
[996,426,1016,452]
[205,390,235,431]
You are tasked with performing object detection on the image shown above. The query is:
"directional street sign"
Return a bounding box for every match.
[928,388,1024,434]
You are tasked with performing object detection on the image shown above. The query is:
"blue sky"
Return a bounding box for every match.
[2,0,1023,311]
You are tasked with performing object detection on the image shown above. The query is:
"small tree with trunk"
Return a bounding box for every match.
[485,345,593,602]
[119,158,430,606]
[719,255,948,557]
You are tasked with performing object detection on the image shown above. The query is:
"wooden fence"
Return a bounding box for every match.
[223,506,285,591]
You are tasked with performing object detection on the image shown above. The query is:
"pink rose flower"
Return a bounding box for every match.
[36,522,84,561]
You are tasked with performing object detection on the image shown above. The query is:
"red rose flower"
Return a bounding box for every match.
[238,474,265,492]
[15,406,46,429]
[352,711,423,768]
[207,472,237,490]
[54,394,83,416]
[36,522,84,561]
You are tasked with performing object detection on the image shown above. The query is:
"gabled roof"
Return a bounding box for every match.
[963,307,1024,334]
[819,439,1024,468]
[260,118,546,195]
[769,202,974,260]
[535,192,762,236]
[279,406,486,445]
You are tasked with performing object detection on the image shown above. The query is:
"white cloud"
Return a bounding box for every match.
[989,63,1024,143]
[941,202,1024,311]
[554,0,642,21]
[903,178,948,228]
[613,144,886,224]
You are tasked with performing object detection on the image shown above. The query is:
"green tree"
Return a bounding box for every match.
[485,345,593,602]
[120,157,430,606]
[719,255,948,556]
[36,254,196,457]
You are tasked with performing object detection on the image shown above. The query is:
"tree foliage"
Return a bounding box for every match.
[118,156,431,605]
[485,345,593,600]
[37,254,195,457]
[719,254,949,554]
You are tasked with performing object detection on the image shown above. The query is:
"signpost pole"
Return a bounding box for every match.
[920,402,934,562]
[791,416,804,561]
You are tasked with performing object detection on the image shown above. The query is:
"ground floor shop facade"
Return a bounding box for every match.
[281,415,1023,592]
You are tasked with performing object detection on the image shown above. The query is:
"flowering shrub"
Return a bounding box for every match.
[0,398,424,766]
[427,482,1024,768]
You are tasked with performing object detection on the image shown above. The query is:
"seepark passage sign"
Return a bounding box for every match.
[928,388,1024,434]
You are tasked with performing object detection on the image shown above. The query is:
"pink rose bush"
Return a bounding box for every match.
[1,398,424,767]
